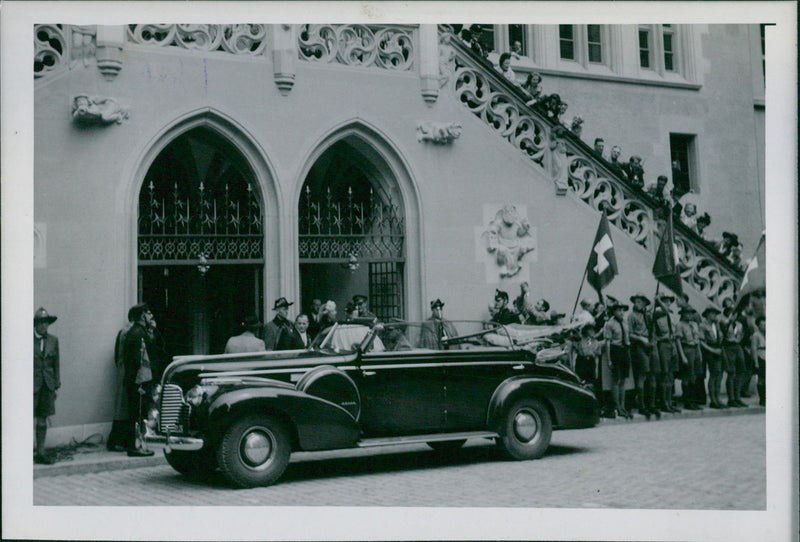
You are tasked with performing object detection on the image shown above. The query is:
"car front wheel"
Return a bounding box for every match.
[217,415,291,488]
[498,398,552,460]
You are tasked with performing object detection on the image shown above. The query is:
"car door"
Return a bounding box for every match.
[354,350,447,437]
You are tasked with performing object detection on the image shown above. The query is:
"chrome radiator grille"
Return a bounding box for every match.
[159,384,190,433]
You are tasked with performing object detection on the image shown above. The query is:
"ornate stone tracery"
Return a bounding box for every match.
[127,24,268,56]
[298,24,415,71]
[35,24,97,79]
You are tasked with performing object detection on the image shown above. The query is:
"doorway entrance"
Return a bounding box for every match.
[298,137,406,320]
[137,127,264,356]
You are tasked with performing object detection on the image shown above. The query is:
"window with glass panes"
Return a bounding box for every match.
[587,25,603,63]
[639,27,652,68]
[559,25,575,60]
[508,24,527,56]
[662,25,675,71]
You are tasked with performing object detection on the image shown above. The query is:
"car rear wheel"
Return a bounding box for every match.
[217,415,291,488]
[426,439,467,452]
[164,448,217,480]
[498,398,552,460]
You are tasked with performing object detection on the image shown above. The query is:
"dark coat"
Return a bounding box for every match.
[276,324,305,351]
[264,315,294,350]
[34,333,60,391]
[123,323,150,387]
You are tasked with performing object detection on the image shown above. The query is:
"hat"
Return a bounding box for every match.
[609,302,629,312]
[272,297,293,310]
[630,292,651,305]
[494,289,509,302]
[352,295,368,305]
[658,294,675,303]
[679,306,698,316]
[430,298,445,309]
[34,307,57,324]
[702,307,721,318]
[128,303,150,322]
[242,315,261,330]
[722,232,739,244]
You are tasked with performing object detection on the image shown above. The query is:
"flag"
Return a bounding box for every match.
[652,211,683,297]
[739,231,766,298]
[586,212,618,295]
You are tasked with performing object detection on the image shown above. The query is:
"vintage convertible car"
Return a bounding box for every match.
[145,320,599,488]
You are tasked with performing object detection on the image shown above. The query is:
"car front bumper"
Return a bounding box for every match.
[144,431,204,452]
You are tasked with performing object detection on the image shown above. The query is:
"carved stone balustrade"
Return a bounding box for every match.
[35,24,96,79]
[298,24,416,71]
[445,31,742,307]
[127,24,269,55]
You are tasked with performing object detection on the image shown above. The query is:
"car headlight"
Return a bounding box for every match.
[185,385,204,407]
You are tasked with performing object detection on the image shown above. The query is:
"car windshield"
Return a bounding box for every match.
[310,323,384,354]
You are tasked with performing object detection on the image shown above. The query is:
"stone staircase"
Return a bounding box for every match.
[440,30,743,308]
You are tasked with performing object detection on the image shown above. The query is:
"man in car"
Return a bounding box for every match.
[489,289,519,325]
[352,295,377,322]
[420,298,459,349]
[224,315,266,354]
[264,297,295,350]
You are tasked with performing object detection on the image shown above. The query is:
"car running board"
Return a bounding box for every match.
[357,431,499,448]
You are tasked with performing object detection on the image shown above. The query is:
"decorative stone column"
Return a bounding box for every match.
[418,24,439,105]
[272,24,297,95]
[95,25,125,80]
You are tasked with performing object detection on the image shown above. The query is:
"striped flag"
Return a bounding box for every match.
[652,211,684,297]
[586,212,618,295]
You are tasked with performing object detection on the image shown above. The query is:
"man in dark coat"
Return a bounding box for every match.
[352,294,378,322]
[264,297,295,350]
[489,290,519,325]
[34,307,60,464]
[123,303,156,457]
[420,299,459,350]
[107,306,135,451]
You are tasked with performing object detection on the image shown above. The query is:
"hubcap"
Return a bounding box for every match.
[513,409,539,443]
[240,428,274,468]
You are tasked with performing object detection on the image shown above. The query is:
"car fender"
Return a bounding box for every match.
[486,375,599,431]
[207,386,361,452]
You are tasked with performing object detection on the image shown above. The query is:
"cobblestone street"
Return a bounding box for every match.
[34,412,765,509]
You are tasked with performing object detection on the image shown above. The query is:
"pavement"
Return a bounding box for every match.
[33,394,765,479]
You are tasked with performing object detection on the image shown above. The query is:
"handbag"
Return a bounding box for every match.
[135,338,153,384]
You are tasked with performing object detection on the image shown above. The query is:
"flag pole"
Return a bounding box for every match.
[570,266,589,320]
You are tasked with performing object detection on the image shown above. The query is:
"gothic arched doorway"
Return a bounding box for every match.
[138,127,264,356]
[299,137,406,321]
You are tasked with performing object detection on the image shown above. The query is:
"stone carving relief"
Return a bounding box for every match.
[480,204,537,278]
[438,31,456,87]
[416,121,462,144]
[72,95,130,125]
[298,24,414,71]
[127,24,268,56]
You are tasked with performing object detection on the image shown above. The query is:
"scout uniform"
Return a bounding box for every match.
[676,307,703,409]
[700,307,725,409]
[652,296,680,413]
[721,313,747,407]
[604,303,632,419]
[628,293,654,418]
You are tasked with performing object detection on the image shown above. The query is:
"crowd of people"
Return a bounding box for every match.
[567,290,764,419]
[456,26,750,271]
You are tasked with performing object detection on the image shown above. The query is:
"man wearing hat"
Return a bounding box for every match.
[420,299,459,350]
[652,295,680,413]
[224,315,266,354]
[264,297,294,351]
[603,301,633,419]
[122,303,156,457]
[34,307,60,464]
[489,289,519,325]
[675,305,703,410]
[700,306,726,409]
[628,293,656,419]
[352,295,377,322]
